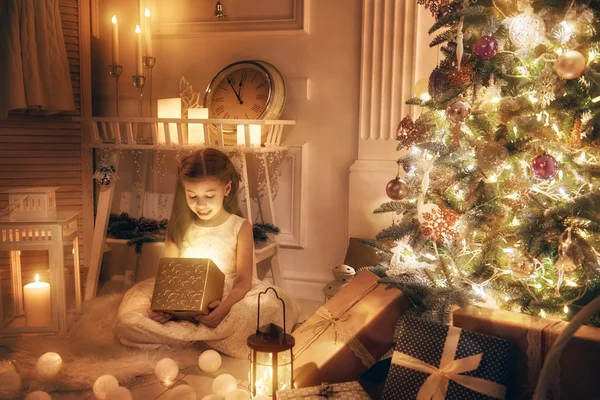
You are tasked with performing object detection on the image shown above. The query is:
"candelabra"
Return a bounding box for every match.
[143,56,156,116]
[132,75,147,117]
[109,65,123,116]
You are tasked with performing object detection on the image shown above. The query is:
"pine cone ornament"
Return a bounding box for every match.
[428,58,474,102]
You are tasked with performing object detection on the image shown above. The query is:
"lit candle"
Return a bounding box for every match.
[144,8,153,57]
[249,124,262,148]
[237,124,246,146]
[188,108,208,144]
[23,274,51,327]
[111,16,119,65]
[135,25,143,75]
[157,98,182,144]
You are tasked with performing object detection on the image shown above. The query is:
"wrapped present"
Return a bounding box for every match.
[292,270,411,388]
[277,381,372,399]
[151,257,224,316]
[453,305,600,400]
[382,316,514,400]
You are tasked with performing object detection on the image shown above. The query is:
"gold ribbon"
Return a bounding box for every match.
[392,325,507,400]
[294,281,379,368]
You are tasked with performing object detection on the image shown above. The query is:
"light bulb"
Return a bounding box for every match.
[540,309,547,318]
[563,304,569,314]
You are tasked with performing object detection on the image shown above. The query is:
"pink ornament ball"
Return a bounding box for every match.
[531,154,559,180]
[473,36,498,60]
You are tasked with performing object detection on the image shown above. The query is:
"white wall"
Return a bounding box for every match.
[92,0,362,300]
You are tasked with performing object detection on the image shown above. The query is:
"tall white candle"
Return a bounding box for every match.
[157,98,182,144]
[135,25,143,75]
[249,124,262,147]
[111,16,119,65]
[144,8,153,57]
[188,108,208,144]
[23,274,51,327]
[236,125,246,146]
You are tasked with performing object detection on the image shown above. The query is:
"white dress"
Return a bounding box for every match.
[115,214,301,359]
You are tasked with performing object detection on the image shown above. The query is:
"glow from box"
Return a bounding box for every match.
[157,98,182,144]
[188,108,208,144]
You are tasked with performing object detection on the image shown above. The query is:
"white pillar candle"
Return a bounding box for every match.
[144,8,153,57]
[23,274,51,327]
[111,16,119,65]
[157,98,182,144]
[188,108,208,145]
[249,124,262,148]
[236,125,246,146]
[135,25,143,75]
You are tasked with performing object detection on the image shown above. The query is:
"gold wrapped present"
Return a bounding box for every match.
[292,270,411,388]
[277,381,372,400]
[453,305,600,399]
[151,257,225,316]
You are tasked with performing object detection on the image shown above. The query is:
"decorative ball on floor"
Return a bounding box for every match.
[106,386,133,400]
[93,375,119,400]
[212,373,237,396]
[36,352,63,379]
[0,370,21,399]
[386,177,409,200]
[198,350,222,373]
[332,264,356,282]
[155,358,179,383]
[169,384,197,400]
[25,391,52,400]
[201,395,224,400]
[225,388,251,400]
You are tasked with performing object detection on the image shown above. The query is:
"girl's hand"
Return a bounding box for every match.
[148,309,172,324]
[196,301,230,328]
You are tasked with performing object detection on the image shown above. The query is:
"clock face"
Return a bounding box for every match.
[206,64,272,120]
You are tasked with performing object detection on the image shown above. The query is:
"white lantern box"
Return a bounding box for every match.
[0,187,82,335]
[3,187,58,220]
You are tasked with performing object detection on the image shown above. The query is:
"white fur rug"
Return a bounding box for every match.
[0,292,204,393]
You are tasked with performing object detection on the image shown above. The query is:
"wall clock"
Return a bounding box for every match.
[204,60,286,145]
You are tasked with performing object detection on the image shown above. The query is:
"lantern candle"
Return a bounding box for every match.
[249,124,262,148]
[188,108,209,145]
[135,25,143,75]
[157,98,182,144]
[23,274,51,327]
[111,15,119,65]
[237,124,246,146]
[144,8,153,57]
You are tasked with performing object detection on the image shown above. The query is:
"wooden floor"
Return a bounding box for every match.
[48,298,322,400]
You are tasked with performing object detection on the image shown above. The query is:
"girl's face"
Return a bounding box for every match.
[183,177,232,221]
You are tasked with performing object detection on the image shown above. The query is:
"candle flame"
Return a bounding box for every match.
[35,273,40,283]
[111,15,117,24]
[145,8,151,17]
[135,25,141,34]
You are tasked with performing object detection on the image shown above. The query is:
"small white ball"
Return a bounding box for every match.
[201,395,223,400]
[212,373,237,396]
[224,388,251,400]
[92,375,119,400]
[169,384,197,400]
[198,350,222,373]
[0,370,21,399]
[36,352,63,379]
[106,386,133,400]
[25,391,52,400]
[155,358,179,383]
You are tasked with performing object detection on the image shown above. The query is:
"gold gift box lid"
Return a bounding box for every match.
[151,257,225,316]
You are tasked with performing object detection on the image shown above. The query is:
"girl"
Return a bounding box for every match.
[115,148,300,359]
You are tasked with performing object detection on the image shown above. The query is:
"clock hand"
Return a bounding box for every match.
[227,78,243,104]
[238,79,243,104]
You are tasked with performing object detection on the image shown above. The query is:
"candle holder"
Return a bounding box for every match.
[109,64,123,116]
[143,56,156,116]
[132,75,147,117]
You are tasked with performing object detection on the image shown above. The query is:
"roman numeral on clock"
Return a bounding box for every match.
[223,112,230,119]
[215,105,225,115]
[251,104,262,113]
[256,82,266,90]
[256,94,266,100]
[251,72,258,83]
[214,97,224,102]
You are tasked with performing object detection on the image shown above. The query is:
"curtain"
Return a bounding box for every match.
[0,0,75,118]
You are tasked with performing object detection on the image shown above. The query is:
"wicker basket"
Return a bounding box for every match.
[533,295,600,399]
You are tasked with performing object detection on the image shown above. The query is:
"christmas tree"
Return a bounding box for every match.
[369,0,600,324]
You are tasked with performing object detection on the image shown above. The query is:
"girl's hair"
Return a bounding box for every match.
[167,148,243,250]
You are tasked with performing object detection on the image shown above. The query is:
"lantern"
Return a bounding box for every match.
[247,287,294,399]
[0,187,82,335]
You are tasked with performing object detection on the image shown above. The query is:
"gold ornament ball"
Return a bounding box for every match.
[93,375,119,400]
[36,352,63,380]
[155,358,179,383]
[386,177,409,200]
[198,350,222,373]
[413,78,431,101]
[555,50,586,80]
[212,374,237,397]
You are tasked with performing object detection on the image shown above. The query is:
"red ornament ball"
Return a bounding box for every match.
[386,177,409,200]
[531,154,559,180]
[473,36,498,60]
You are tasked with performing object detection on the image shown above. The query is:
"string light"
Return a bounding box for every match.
[505,193,520,200]
[540,309,547,318]
[592,96,600,103]
[423,253,437,261]
[511,216,520,227]
[565,279,578,287]
[503,247,515,254]
[563,304,569,314]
